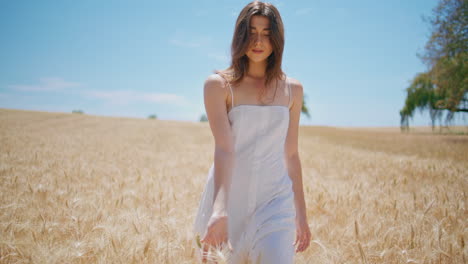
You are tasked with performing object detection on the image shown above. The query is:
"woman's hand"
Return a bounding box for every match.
[294,214,311,253]
[200,213,229,263]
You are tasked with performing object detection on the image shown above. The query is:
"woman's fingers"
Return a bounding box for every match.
[201,236,221,248]
[298,238,310,252]
[294,232,311,252]
[296,240,306,252]
[201,242,210,263]
[294,233,300,251]
[201,233,215,262]
[200,233,229,262]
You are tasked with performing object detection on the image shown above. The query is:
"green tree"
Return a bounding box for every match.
[400,72,445,131]
[400,0,467,131]
[199,114,208,122]
[302,93,311,119]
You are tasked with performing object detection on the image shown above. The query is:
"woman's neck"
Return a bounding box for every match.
[246,59,267,79]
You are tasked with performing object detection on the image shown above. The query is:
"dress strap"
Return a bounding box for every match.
[228,80,234,107]
[216,73,234,108]
[287,77,292,109]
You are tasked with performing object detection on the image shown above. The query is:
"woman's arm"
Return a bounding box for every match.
[284,79,307,220]
[284,78,311,253]
[204,74,235,216]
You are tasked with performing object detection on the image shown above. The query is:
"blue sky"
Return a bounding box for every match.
[1,0,465,127]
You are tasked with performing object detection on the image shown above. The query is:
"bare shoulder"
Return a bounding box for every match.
[288,77,304,96]
[204,73,230,108]
[204,73,226,88]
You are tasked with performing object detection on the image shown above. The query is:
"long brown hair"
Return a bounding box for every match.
[215,1,286,101]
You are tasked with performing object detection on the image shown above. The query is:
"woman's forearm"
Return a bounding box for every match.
[286,154,308,219]
[211,147,235,216]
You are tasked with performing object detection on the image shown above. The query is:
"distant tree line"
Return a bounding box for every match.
[400,0,467,131]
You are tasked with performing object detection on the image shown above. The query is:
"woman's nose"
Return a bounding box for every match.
[253,34,266,45]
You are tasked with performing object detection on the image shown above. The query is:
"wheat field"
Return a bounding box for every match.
[0,108,467,264]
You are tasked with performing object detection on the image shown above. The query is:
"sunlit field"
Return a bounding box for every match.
[1,108,467,263]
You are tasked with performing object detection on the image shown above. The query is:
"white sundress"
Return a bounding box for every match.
[192,74,297,264]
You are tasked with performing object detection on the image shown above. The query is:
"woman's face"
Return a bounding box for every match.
[245,15,273,63]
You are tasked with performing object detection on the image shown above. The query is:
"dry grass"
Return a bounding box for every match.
[0,108,467,263]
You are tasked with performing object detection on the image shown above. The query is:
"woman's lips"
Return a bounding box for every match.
[252,49,264,53]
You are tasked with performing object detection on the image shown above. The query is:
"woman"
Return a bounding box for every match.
[192,1,311,263]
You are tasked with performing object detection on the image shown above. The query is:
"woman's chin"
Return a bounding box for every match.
[247,56,269,63]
